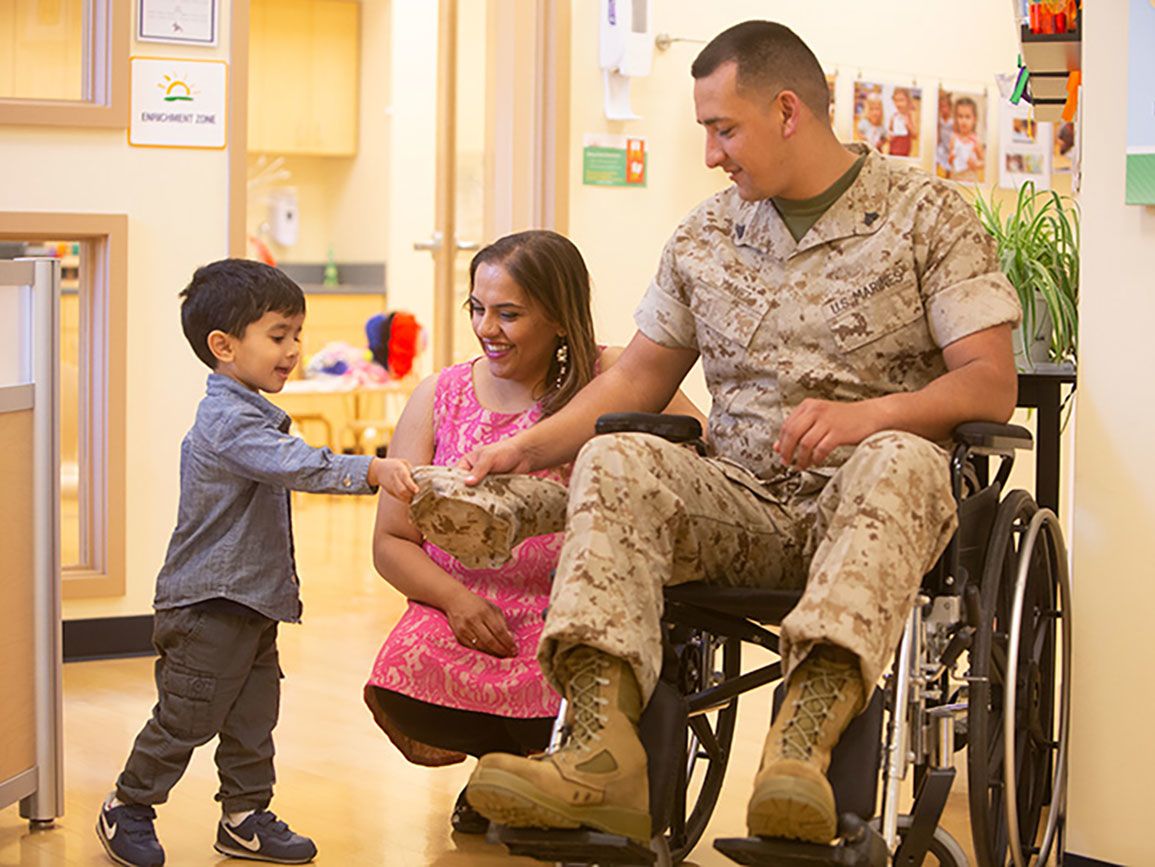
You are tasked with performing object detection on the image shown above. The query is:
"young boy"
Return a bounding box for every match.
[97,259,417,867]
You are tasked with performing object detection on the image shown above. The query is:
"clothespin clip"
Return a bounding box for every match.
[1010,55,1030,106]
[1062,70,1081,122]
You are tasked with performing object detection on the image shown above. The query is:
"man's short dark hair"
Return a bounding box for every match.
[179,258,306,369]
[691,21,830,123]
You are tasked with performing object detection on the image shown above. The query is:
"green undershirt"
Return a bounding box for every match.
[772,153,868,242]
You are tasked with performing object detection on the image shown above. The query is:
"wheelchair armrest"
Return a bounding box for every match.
[953,421,1033,453]
[595,412,703,445]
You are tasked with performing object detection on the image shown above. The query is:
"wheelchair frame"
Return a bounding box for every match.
[494,419,1071,867]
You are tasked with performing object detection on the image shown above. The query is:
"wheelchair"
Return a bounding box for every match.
[492,414,1071,867]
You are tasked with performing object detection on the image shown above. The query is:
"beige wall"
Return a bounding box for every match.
[0,10,235,619]
[1066,4,1154,863]
[383,0,437,377]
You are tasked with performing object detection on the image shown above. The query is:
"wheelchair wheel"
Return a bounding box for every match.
[872,816,968,867]
[967,490,1071,867]
[664,631,741,863]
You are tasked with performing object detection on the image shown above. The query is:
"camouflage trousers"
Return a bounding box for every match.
[412,431,957,701]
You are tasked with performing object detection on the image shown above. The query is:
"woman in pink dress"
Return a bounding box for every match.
[365,230,701,833]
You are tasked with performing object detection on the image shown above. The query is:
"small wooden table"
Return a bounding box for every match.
[1016,365,1077,513]
[272,377,417,454]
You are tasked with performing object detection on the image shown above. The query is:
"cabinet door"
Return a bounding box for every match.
[308,0,359,155]
[248,0,359,156]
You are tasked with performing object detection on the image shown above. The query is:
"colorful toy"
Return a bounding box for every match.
[366,311,423,378]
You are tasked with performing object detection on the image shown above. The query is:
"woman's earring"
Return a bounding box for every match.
[554,339,569,388]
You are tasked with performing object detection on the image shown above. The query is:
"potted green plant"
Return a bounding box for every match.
[972,181,1079,369]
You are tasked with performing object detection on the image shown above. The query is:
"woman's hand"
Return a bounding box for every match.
[445,588,518,657]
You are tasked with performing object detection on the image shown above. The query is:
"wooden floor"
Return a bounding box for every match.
[0,494,980,866]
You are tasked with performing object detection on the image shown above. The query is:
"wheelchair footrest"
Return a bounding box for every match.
[492,825,656,865]
[713,815,888,867]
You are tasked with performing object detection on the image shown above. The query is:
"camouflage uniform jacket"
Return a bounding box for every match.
[634,144,1021,483]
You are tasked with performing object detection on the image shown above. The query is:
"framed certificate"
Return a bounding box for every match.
[138,0,218,46]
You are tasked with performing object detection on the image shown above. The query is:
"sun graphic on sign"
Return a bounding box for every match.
[158,74,197,102]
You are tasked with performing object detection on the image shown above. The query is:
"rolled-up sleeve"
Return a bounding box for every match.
[209,406,376,494]
[633,238,700,350]
[917,186,1022,348]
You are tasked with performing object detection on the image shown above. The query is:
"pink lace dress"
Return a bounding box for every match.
[366,360,566,722]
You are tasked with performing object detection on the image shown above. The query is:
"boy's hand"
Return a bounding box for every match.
[370,457,420,501]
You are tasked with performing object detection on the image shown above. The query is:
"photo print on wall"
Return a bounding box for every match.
[936,88,987,183]
[999,100,1053,191]
[852,80,922,158]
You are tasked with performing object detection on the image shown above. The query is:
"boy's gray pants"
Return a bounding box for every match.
[116,599,281,813]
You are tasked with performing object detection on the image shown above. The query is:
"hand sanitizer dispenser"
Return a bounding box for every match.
[268,188,299,248]
[599,0,653,120]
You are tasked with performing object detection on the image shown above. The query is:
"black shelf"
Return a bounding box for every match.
[1020,22,1081,43]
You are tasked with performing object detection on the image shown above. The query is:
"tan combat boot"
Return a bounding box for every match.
[466,646,651,843]
[746,646,866,843]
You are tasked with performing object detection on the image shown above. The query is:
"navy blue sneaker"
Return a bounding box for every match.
[96,796,165,867]
[214,810,317,863]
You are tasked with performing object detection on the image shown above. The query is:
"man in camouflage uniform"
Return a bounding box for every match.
[437,21,1021,845]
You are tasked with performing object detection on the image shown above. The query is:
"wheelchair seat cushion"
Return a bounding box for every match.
[664,583,804,624]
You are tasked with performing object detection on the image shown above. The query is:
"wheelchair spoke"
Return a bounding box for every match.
[688,714,723,761]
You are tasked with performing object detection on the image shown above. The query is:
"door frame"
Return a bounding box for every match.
[430,0,572,370]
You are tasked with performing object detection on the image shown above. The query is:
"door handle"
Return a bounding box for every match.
[413,233,479,254]
[413,232,443,252]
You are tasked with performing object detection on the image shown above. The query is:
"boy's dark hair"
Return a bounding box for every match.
[691,21,830,124]
[179,259,306,369]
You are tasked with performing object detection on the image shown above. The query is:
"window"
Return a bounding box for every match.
[0,214,126,598]
[0,0,129,128]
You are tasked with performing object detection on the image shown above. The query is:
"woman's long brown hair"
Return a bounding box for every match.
[468,230,598,417]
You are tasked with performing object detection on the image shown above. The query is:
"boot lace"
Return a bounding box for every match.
[781,660,852,761]
[561,653,610,753]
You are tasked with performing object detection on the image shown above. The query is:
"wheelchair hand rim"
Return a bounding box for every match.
[1003,508,1071,867]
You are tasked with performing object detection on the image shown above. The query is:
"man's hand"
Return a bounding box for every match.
[370,457,420,501]
[445,588,518,657]
[775,398,885,470]
[456,435,535,485]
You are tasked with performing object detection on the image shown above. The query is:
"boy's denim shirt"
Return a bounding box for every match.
[153,373,376,622]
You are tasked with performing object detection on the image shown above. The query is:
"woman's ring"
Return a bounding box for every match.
[470,637,478,645]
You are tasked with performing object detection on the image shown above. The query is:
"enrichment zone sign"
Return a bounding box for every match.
[130,57,227,149]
